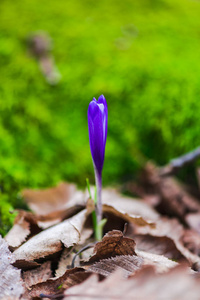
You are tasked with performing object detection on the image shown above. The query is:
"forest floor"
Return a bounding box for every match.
[2,158,200,299]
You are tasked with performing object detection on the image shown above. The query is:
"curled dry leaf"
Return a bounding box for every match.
[5,210,41,249]
[103,204,155,229]
[22,182,86,216]
[132,217,200,266]
[102,188,159,221]
[0,236,24,299]
[88,230,136,263]
[13,209,88,263]
[22,261,52,288]
[65,265,200,300]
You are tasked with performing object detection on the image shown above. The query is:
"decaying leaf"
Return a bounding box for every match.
[22,261,52,288]
[88,255,143,277]
[5,210,41,249]
[132,217,200,265]
[22,182,86,216]
[65,265,200,300]
[14,209,88,262]
[87,231,177,277]
[134,234,185,260]
[102,188,159,221]
[103,204,155,229]
[56,227,93,277]
[55,248,75,278]
[139,162,200,220]
[88,230,136,263]
[12,259,40,271]
[37,204,84,229]
[0,236,24,299]
[136,250,178,273]
[27,267,91,299]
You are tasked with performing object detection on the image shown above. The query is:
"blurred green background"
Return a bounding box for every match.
[1,0,200,234]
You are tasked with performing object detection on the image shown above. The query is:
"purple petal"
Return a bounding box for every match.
[88,95,108,175]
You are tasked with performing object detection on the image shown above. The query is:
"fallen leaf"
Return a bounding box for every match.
[103,204,155,228]
[13,209,88,262]
[136,250,178,273]
[55,248,75,278]
[22,182,86,216]
[12,259,40,270]
[133,234,185,260]
[22,261,52,288]
[88,255,143,277]
[55,228,93,277]
[88,230,136,263]
[87,238,177,277]
[5,210,41,249]
[102,188,159,221]
[132,217,200,265]
[64,265,200,300]
[27,267,91,299]
[140,162,200,220]
[36,205,83,229]
[0,236,24,299]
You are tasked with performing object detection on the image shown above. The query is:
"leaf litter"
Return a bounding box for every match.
[2,159,200,299]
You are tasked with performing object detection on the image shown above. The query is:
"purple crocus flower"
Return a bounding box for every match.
[88,95,108,223]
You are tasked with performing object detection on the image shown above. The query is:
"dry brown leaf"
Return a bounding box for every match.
[140,162,200,219]
[102,188,159,221]
[89,230,136,263]
[136,250,178,273]
[56,228,93,277]
[27,267,91,299]
[0,236,24,299]
[13,209,88,262]
[88,243,177,278]
[134,234,185,260]
[65,265,200,300]
[22,261,52,288]
[55,248,75,278]
[5,210,41,249]
[36,205,84,229]
[103,204,155,228]
[132,217,200,265]
[12,259,40,270]
[88,255,143,277]
[22,182,86,216]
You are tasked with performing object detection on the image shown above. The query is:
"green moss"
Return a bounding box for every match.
[0,0,200,233]
[0,194,18,236]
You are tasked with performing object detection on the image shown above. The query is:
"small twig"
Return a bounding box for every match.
[71,242,96,268]
[160,147,200,176]
[40,293,63,299]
